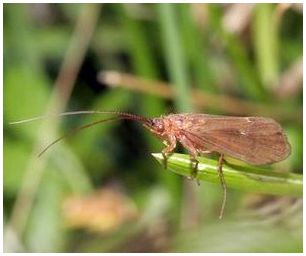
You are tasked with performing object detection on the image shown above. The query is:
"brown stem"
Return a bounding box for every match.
[98,71,301,122]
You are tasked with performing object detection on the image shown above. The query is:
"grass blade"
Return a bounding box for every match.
[152,153,302,197]
[157,3,193,112]
[253,4,279,88]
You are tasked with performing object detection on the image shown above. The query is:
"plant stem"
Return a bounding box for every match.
[157,3,193,112]
[152,153,302,197]
[98,71,302,123]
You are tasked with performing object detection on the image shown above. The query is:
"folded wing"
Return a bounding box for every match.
[182,115,291,165]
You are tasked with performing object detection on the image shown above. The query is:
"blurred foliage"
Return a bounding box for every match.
[4,3,302,252]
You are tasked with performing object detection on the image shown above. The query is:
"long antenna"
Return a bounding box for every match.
[38,116,123,157]
[9,110,153,157]
[9,110,151,125]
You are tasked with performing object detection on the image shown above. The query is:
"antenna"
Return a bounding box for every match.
[9,110,153,156]
[9,110,151,125]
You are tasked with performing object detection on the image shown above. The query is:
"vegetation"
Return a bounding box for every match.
[4,3,302,252]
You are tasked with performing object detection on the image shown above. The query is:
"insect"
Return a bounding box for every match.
[10,111,291,219]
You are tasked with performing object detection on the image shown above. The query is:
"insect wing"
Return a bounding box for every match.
[182,115,291,165]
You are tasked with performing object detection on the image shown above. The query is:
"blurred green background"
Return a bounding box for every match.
[4,3,303,252]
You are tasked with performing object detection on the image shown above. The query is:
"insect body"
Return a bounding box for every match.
[145,114,291,219]
[10,111,291,219]
[147,114,291,166]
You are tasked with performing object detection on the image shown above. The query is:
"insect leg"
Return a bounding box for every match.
[217,154,227,219]
[190,155,200,186]
[178,136,200,184]
[161,135,177,169]
[161,152,168,169]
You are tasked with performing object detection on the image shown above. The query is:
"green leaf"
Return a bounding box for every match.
[207,4,265,100]
[152,153,302,197]
[178,4,216,92]
[253,4,279,88]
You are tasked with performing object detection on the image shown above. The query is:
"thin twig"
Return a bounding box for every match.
[98,71,302,122]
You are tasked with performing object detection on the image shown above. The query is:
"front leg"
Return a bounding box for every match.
[178,135,200,184]
[161,134,177,169]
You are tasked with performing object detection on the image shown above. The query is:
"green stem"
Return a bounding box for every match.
[157,3,193,112]
[152,153,302,197]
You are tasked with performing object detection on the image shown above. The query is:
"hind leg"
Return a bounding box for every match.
[217,154,227,219]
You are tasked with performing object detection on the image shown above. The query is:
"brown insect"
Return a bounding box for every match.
[10,111,291,219]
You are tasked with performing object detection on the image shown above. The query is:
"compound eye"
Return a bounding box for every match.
[157,123,164,131]
[153,119,164,132]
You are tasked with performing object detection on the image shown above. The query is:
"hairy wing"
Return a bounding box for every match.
[181,116,291,165]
